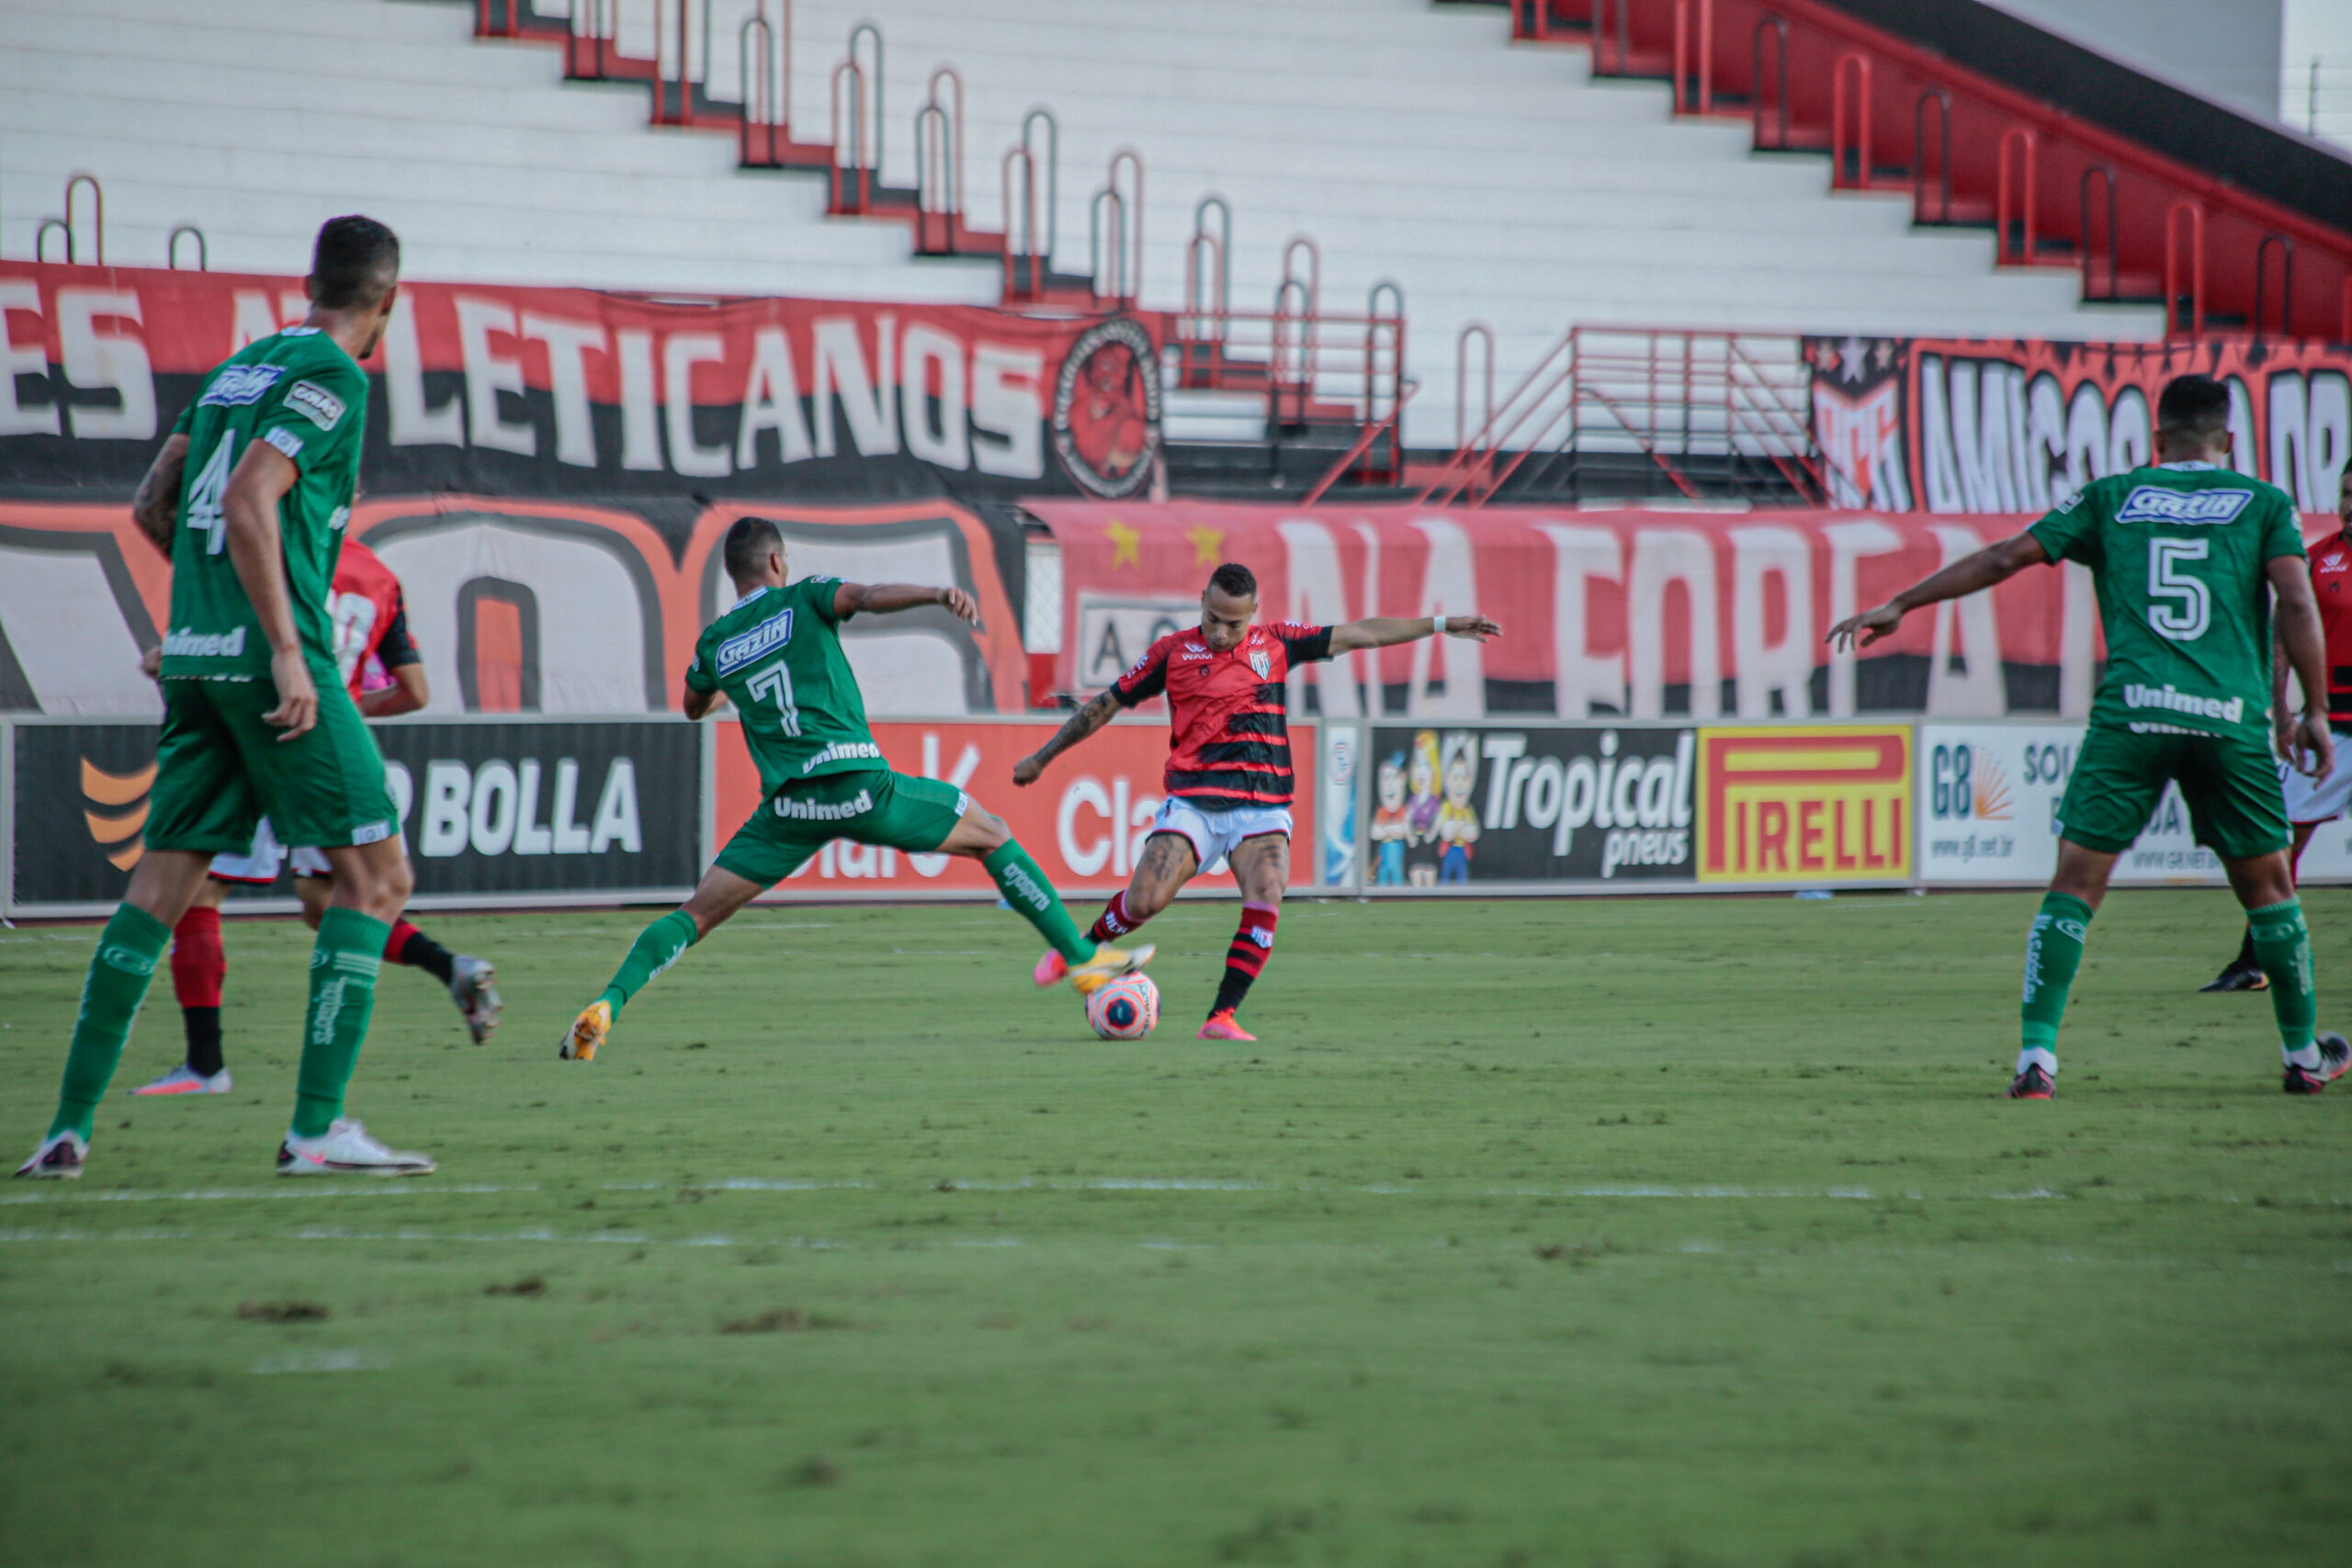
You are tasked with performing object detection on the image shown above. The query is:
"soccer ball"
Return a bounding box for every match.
[1085,973,1159,1040]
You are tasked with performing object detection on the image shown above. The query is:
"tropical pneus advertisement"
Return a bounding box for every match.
[1358,724,1696,888]
[711,717,1320,898]
[1915,724,2352,886]
[8,716,702,916]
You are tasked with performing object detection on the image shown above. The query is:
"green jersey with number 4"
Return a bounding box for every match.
[2028,462,2305,739]
[687,577,882,795]
[157,328,368,682]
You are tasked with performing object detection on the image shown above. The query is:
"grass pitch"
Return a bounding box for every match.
[2,890,2348,1567]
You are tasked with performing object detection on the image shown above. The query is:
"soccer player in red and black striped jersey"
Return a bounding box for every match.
[1015,562,1499,1039]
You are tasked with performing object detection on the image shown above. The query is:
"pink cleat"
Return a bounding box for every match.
[1032,951,1070,987]
[1197,1010,1255,1043]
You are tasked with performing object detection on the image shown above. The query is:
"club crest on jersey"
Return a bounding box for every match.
[285,379,347,431]
[2116,486,2254,525]
[1249,649,1272,679]
[714,609,794,676]
[198,365,285,407]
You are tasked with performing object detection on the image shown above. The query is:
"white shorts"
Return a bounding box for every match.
[208,818,334,886]
[1149,795,1292,874]
[2282,753,2352,826]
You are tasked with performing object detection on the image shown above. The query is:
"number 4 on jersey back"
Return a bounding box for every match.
[184,434,238,556]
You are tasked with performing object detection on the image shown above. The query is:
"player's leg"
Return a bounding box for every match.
[136,874,235,1096]
[20,683,252,1177]
[1085,825,1203,947]
[1201,829,1290,1042]
[302,860,503,1043]
[2009,726,2162,1100]
[561,863,770,1062]
[920,782,1152,990]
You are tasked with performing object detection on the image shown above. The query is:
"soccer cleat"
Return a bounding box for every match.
[1197,1009,1256,1043]
[1067,943,1155,996]
[449,955,503,1043]
[15,1132,86,1179]
[276,1119,435,1177]
[2006,1064,2055,1100]
[2198,961,2268,993]
[1032,950,1069,987]
[560,999,611,1062]
[130,1064,232,1097]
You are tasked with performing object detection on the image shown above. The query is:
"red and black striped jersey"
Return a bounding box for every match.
[2310,529,2352,722]
[1112,621,1333,809]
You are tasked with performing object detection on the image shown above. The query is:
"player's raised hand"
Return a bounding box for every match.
[1827,604,1905,652]
[266,648,320,741]
[1012,753,1045,787]
[938,587,980,626]
[1443,615,1502,641]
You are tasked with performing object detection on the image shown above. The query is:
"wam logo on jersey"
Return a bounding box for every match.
[2116,486,2255,525]
[714,609,794,676]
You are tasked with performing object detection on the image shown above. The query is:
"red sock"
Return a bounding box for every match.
[170,906,225,1009]
[1088,891,1146,944]
[1210,903,1279,1016]
[383,919,422,963]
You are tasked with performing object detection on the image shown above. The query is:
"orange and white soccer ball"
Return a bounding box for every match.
[1085,973,1159,1040]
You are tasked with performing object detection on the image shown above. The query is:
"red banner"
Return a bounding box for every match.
[714,718,1317,896]
[0,261,1160,499]
[1806,335,2351,514]
[1027,500,2335,722]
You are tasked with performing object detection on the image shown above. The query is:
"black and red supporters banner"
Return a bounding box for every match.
[0,263,1162,502]
[1806,335,2351,513]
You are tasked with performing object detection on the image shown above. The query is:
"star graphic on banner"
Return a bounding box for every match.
[1838,334,1870,385]
[1104,519,1141,569]
[1186,525,1225,568]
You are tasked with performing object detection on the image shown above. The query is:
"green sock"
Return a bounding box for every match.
[2018,891,2093,1073]
[49,903,172,1141]
[984,839,1093,964]
[2247,898,2319,1066]
[291,908,390,1139]
[597,908,700,1019]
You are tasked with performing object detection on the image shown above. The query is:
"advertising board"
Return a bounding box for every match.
[1696,726,1913,885]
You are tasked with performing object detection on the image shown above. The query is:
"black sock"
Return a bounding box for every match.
[2233,927,2258,973]
[1210,968,1257,1017]
[184,1008,224,1078]
[397,929,458,986]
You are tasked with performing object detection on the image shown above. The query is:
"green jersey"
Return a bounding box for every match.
[687,576,881,795]
[157,328,368,682]
[2029,462,2305,740]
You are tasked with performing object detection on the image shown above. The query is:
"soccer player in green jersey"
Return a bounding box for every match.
[1830,374,2347,1098]
[558,515,1152,1062]
[17,217,434,1179]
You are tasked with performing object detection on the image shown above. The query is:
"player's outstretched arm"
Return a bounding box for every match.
[220,440,317,739]
[1013,688,1121,786]
[1328,615,1502,654]
[831,581,980,625]
[1826,533,2049,652]
[130,434,190,552]
[2270,555,2335,780]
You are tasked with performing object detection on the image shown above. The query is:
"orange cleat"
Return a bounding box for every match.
[560,999,611,1062]
[1197,1009,1255,1042]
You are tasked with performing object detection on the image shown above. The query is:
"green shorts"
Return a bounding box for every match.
[147,675,398,855]
[2056,721,2290,860]
[713,768,969,887]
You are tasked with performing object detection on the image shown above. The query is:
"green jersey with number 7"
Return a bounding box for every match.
[686,575,884,795]
[2028,462,2306,739]
[155,327,368,683]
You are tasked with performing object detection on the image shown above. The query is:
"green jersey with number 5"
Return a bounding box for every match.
[2028,462,2305,739]
[157,328,368,682]
[687,576,883,795]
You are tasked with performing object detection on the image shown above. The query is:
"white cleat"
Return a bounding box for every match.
[130,1064,233,1097]
[448,955,503,1044]
[15,1131,86,1179]
[276,1119,435,1178]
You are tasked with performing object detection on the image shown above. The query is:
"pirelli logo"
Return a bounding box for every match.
[1697,727,1911,883]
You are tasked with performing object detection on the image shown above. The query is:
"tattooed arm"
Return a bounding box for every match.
[130,434,191,553]
[1012,688,1122,786]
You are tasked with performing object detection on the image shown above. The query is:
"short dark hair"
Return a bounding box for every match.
[1207,562,1257,601]
[723,515,783,582]
[2156,373,2232,440]
[310,216,401,310]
